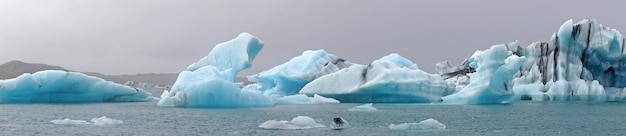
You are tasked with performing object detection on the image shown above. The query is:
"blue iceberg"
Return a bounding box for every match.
[248,50,352,96]
[441,43,526,104]
[441,19,625,103]
[0,70,154,103]
[158,33,274,108]
[300,53,454,103]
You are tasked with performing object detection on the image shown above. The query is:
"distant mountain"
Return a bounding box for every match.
[0,60,178,85]
[0,60,69,79]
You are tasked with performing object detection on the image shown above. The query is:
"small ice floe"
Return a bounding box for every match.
[329,116,350,130]
[258,116,325,130]
[51,116,124,126]
[274,94,340,105]
[50,118,91,125]
[388,118,446,131]
[90,116,124,126]
[347,103,377,111]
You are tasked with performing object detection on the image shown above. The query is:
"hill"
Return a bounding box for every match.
[0,60,178,85]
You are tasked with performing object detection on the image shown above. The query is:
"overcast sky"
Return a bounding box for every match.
[0,0,624,75]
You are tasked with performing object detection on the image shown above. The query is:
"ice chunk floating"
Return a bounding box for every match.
[388,118,446,131]
[158,33,273,108]
[51,116,123,126]
[0,70,154,103]
[347,103,377,111]
[274,94,340,105]
[258,116,325,130]
[50,118,91,125]
[91,116,124,126]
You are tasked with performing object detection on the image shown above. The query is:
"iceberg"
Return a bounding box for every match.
[388,118,446,131]
[0,70,154,103]
[274,94,340,105]
[439,19,626,103]
[248,50,352,96]
[441,43,526,104]
[258,116,325,130]
[300,53,454,103]
[347,103,377,111]
[158,33,274,108]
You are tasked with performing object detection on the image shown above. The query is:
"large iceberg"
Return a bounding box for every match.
[159,19,626,106]
[248,50,351,96]
[440,19,625,103]
[300,53,454,103]
[158,33,274,108]
[0,70,154,103]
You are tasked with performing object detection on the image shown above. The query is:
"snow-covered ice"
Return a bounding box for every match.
[347,103,377,111]
[0,70,154,103]
[388,118,446,131]
[258,116,325,130]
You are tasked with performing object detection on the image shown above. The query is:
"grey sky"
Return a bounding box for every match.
[0,0,624,76]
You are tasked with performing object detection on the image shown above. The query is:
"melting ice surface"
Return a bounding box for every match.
[347,103,377,111]
[0,70,154,103]
[388,118,446,131]
[258,116,325,130]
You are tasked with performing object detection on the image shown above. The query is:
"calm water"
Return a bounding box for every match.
[1,100,626,135]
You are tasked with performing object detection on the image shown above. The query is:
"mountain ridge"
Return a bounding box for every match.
[0,60,178,85]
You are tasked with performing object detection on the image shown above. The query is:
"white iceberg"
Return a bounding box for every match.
[258,116,325,130]
[388,118,446,131]
[158,33,274,108]
[300,53,454,103]
[248,50,352,96]
[0,70,154,103]
[347,103,377,111]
